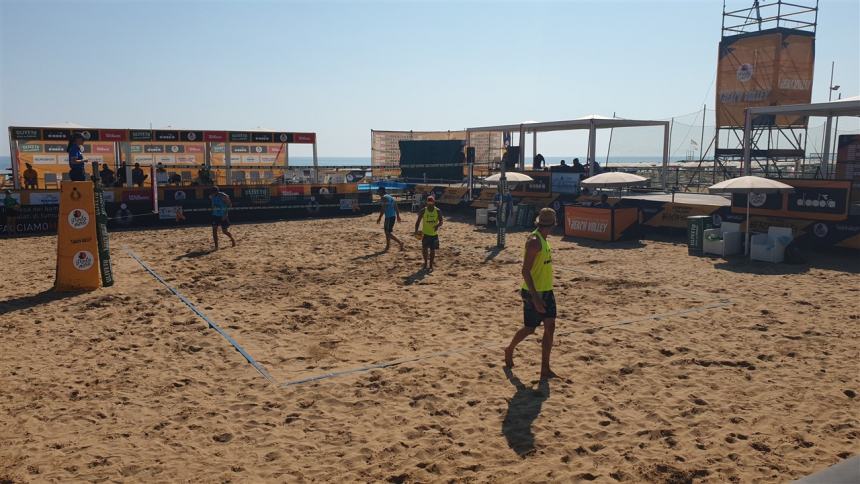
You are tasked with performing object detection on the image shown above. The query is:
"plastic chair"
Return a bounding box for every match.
[750,226,793,263]
[703,222,742,257]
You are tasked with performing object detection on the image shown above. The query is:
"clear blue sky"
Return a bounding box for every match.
[1,0,858,159]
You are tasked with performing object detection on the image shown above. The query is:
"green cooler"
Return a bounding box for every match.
[686,216,713,255]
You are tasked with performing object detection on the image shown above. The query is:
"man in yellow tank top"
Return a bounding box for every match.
[505,207,558,380]
[414,195,443,271]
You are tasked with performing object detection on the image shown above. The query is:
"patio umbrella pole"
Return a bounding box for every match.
[746,190,751,257]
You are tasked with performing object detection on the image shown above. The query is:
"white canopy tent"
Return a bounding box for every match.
[466,115,670,247]
[742,97,860,177]
[466,115,671,191]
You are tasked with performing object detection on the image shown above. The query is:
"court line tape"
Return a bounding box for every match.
[124,247,276,384]
[280,299,734,387]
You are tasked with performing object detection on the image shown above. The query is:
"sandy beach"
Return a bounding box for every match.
[1,213,857,482]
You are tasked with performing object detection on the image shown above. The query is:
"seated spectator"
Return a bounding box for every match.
[532,153,546,171]
[571,158,585,173]
[99,163,115,186]
[594,194,612,208]
[196,165,213,185]
[168,172,182,185]
[155,163,169,185]
[22,163,38,189]
[131,163,148,187]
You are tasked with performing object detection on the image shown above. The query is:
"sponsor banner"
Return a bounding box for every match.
[44,129,70,140]
[243,187,271,205]
[154,130,179,141]
[339,198,360,211]
[231,145,250,153]
[551,172,583,194]
[45,144,67,153]
[93,183,114,287]
[229,131,251,143]
[144,145,164,153]
[11,127,40,140]
[165,189,195,201]
[79,129,99,141]
[564,206,612,241]
[159,206,181,220]
[642,202,720,229]
[241,155,261,163]
[186,144,204,153]
[251,145,268,154]
[180,130,203,142]
[88,155,104,163]
[275,132,293,143]
[261,155,277,163]
[33,155,57,165]
[511,171,551,196]
[132,155,155,164]
[94,144,113,153]
[564,206,638,241]
[157,155,176,164]
[731,179,851,221]
[278,185,305,199]
[176,155,197,164]
[55,181,101,291]
[0,204,58,235]
[716,30,814,127]
[130,130,152,141]
[100,129,127,141]
[345,170,366,183]
[20,143,42,153]
[251,132,273,143]
[30,192,61,205]
[293,133,315,144]
[204,131,227,142]
[122,189,152,203]
[165,144,185,153]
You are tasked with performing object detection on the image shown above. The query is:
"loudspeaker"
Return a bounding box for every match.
[466,147,475,165]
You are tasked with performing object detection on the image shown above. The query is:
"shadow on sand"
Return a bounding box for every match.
[174,248,216,260]
[560,236,645,250]
[713,248,860,275]
[403,267,429,285]
[350,249,390,261]
[502,367,550,457]
[0,289,79,316]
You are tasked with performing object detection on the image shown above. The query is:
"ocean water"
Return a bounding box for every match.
[0,154,671,171]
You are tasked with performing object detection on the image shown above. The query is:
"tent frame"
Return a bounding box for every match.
[741,98,860,177]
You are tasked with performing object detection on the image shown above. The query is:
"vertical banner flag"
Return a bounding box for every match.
[93,172,114,287]
[55,182,101,291]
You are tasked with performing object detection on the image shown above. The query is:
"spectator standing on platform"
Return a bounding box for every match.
[66,133,87,182]
[376,186,404,251]
[132,163,147,187]
[23,163,38,189]
[99,163,115,186]
[115,163,128,186]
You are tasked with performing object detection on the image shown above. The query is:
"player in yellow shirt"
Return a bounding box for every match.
[504,208,558,380]
[414,195,443,272]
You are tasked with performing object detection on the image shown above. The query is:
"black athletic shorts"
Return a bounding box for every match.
[211,215,230,229]
[384,216,396,233]
[521,290,557,327]
[422,234,439,249]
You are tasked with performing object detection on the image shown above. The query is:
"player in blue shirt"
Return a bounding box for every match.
[376,186,403,251]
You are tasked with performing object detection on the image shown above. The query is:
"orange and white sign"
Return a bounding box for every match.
[55,181,101,291]
[565,206,612,241]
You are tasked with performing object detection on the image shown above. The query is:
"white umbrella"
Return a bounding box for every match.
[708,176,794,256]
[580,172,648,188]
[484,172,533,183]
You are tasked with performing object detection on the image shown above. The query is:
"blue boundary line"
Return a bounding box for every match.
[125,247,276,384]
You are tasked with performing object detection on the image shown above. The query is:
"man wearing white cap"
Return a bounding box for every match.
[505,207,558,380]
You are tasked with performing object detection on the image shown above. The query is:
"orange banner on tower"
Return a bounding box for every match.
[716,29,815,127]
[55,182,101,291]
